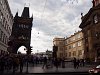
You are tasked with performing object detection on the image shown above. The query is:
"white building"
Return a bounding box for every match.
[0,0,13,54]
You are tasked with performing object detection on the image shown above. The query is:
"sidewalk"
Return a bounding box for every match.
[2,65,94,74]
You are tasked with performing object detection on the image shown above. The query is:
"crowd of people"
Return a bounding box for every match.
[0,53,27,73]
[0,53,85,73]
[73,57,85,69]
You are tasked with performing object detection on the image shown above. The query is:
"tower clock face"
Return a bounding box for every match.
[94,15,98,24]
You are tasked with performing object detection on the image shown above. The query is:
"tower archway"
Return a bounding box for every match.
[7,7,33,54]
[17,46,27,54]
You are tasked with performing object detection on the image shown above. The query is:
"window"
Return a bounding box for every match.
[0,0,2,4]
[60,53,63,57]
[69,52,71,57]
[0,14,3,22]
[68,39,70,43]
[66,53,67,57]
[78,50,82,56]
[93,14,98,24]
[3,4,4,9]
[73,43,76,48]
[65,40,67,44]
[0,29,1,40]
[95,32,100,39]
[5,36,7,44]
[78,42,81,46]
[1,31,3,41]
[59,47,63,51]
[69,45,71,49]
[3,34,5,43]
[73,51,76,56]
[78,34,80,38]
[65,46,67,50]
[73,37,75,41]
[26,25,29,28]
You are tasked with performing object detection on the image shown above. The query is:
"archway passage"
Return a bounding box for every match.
[7,7,33,54]
[17,46,27,54]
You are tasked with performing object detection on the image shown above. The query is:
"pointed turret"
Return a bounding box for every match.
[15,12,18,17]
[21,7,30,18]
[31,14,33,18]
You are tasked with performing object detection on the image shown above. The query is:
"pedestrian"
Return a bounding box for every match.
[42,56,47,69]
[54,58,59,70]
[61,58,65,68]
[12,55,19,73]
[0,55,5,73]
[19,55,24,73]
[73,57,77,69]
[81,59,85,67]
[76,59,80,69]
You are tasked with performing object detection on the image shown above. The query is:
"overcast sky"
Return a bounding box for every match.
[8,0,92,53]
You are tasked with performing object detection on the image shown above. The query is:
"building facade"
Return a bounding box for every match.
[0,0,13,54]
[53,31,85,59]
[8,7,33,54]
[65,31,84,59]
[53,38,65,58]
[79,0,100,62]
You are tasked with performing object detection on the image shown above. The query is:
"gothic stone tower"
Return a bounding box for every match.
[8,7,33,54]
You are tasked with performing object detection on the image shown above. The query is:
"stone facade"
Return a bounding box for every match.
[53,38,65,58]
[53,31,84,59]
[79,0,100,61]
[8,7,33,54]
[0,0,13,54]
[65,31,84,59]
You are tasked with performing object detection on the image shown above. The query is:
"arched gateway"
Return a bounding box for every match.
[8,7,33,54]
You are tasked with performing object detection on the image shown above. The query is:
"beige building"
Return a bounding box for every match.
[53,31,85,59]
[53,38,65,58]
[0,0,13,54]
[65,31,84,59]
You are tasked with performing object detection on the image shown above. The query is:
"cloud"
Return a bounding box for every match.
[8,0,92,53]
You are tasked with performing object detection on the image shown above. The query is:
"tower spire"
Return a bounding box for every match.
[21,7,30,18]
[15,11,18,17]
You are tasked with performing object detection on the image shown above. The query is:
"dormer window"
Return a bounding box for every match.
[93,14,98,24]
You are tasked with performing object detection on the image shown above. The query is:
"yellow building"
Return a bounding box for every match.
[53,38,65,58]
[65,31,85,59]
[53,31,85,59]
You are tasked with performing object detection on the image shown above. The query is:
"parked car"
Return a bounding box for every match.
[89,65,100,75]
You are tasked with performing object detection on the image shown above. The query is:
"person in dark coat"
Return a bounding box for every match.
[54,58,60,70]
[19,56,24,73]
[61,58,65,68]
[42,57,47,69]
[73,57,77,69]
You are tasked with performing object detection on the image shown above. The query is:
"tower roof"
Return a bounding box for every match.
[21,7,30,18]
